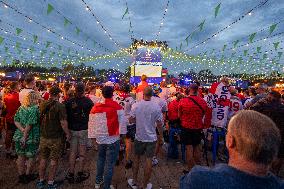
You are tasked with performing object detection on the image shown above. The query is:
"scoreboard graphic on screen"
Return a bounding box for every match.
[131,46,162,78]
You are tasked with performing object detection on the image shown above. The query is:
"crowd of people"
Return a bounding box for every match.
[0,73,283,189]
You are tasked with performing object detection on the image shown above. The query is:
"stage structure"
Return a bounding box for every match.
[129,39,168,84]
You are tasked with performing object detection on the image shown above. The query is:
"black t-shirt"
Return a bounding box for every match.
[65,96,94,131]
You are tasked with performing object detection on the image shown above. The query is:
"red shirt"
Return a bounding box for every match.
[179,96,212,129]
[136,81,148,93]
[168,99,179,121]
[4,92,21,124]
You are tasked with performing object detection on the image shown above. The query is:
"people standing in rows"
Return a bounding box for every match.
[37,86,70,189]
[3,81,21,159]
[128,86,163,189]
[88,86,126,189]
[178,84,212,173]
[180,110,283,189]
[13,91,40,184]
[65,83,94,183]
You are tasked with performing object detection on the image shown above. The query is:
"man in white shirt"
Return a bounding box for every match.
[128,86,163,189]
[19,74,36,104]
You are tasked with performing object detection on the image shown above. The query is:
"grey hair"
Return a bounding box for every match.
[228,110,281,165]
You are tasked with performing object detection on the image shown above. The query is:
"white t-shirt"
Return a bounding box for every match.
[19,88,34,104]
[151,96,168,112]
[114,95,135,125]
[87,94,101,104]
[159,87,170,101]
[131,100,163,142]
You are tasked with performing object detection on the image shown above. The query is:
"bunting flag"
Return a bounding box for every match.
[46,41,51,48]
[16,28,22,35]
[33,35,38,44]
[64,18,70,27]
[263,53,267,59]
[68,48,71,54]
[29,46,34,53]
[75,27,81,35]
[273,42,280,50]
[5,47,8,53]
[257,46,261,53]
[244,50,248,56]
[233,40,239,48]
[122,7,129,19]
[215,3,221,18]
[47,4,54,15]
[0,36,4,45]
[278,52,283,59]
[93,40,97,47]
[185,35,190,46]
[249,32,256,43]
[222,44,227,51]
[180,42,183,50]
[15,42,21,49]
[198,20,206,31]
[269,24,277,35]
[249,56,253,62]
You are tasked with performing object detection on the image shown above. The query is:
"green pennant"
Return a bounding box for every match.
[64,18,70,27]
[47,4,54,15]
[33,35,38,44]
[244,50,248,56]
[222,44,227,51]
[75,27,81,35]
[249,32,256,43]
[263,53,267,59]
[231,52,236,57]
[233,40,239,48]
[46,41,51,48]
[249,56,253,62]
[17,49,22,54]
[180,42,183,50]
[185,35,190,46]
[68,48,71,54]
[0,36,4,45]
[16,42,21,49]
[278,52,283,59]
[269,24,277,35]
[16,28,22,35]
[29,46,34,53]
[210,49,215,54]
[273,42,280,50]
[198,19,206,31]
[215,3,221,18]
[5,47,8,53]
[238,57,243,63]
[58,45,62,50]
[122,7,129,19]
[93,41,97,47]
[257,46,261,53]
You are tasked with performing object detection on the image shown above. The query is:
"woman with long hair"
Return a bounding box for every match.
[13,91,40,184]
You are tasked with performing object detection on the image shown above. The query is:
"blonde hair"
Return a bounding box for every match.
[22,91,39,107]
[228,110,281,165]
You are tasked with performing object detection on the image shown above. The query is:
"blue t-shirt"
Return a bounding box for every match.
[180,164,284,189]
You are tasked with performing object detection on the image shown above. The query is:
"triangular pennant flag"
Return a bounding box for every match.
[273,42,280,50]
[180,42,183,50]
[198,19,206,31]
[30,46,34,53]
[215,3,221,18]
[64,18,70,27]
[249,56,253,62]
[15,42,21,49]
[0,36,4,45]
[185,35,190,46]
[46,41,51,48]
[222,44,227,51]
[263,54,267,59]
[33,35,38,44]
[122,7,129,19]
[16,28,22,35]
[257,46,261,53]
[47,4,54,15]
[233,40,239,48]
[269,24,277,35]
[278,52,283,59]
[249,32,256,43]
[244,50,248,56]
[75,27,81,35]
[68,48,71,54]
[5,47,8,53]
[93,41,97,47]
